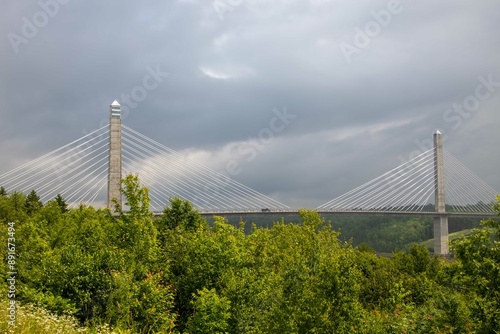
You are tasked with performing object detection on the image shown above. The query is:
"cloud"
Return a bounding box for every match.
[1,0,499,209]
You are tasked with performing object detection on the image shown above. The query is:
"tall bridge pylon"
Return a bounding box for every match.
[318,130,498,255]
[433,130,448,254]
[108,100,122,210]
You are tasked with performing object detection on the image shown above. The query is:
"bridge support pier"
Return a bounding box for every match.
[433,216,449,255]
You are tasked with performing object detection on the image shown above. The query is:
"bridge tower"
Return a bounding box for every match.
[107,100,122,210]
[433,130,448,255]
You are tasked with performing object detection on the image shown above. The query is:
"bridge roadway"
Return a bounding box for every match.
[152,210,496,219]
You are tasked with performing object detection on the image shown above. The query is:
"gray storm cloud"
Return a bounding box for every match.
[1,0,499,208]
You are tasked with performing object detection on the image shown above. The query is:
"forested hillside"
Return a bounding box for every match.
[219,213,482,253]
[1,176,499,333]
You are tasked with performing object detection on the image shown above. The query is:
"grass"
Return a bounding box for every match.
[420,229,476,250]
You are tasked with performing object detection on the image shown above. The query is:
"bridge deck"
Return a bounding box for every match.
[152,210,496,219]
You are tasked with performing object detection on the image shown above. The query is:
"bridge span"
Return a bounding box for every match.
[0,100,497,255]
[153,209,496,219]
[177,210,497,220]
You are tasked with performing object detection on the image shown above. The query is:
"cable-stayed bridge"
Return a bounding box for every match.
[0,124,289,213]
[317,146,497,216]
[0,101,497,254]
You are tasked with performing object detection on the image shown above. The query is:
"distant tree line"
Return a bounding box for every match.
[226,213,481,253]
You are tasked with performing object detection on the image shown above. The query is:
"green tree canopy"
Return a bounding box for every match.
[24,189,43,216]
[54,194,68,213]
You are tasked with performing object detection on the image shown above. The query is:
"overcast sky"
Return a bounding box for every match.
[1,0,499,209]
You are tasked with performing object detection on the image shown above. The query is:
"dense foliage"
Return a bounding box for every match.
[1,177,499,333]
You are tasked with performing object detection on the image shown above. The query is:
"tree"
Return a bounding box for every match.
[155,197,207,257]
[158,197,205,232]
[448,195,500,332]
[187,288,231,334]
[0,186,6,197]
[112,174,158,281]
[163,215,243,331]
[7,187,498,333]
[393,244,439,277]
[13,176,176,332]
[24,190,43,215]
[54,194,68,213]
[114,174,152,221]
[0,191,28,223]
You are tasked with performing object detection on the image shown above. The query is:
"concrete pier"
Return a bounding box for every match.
[433,130,448,255]
[107,100,122,210]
